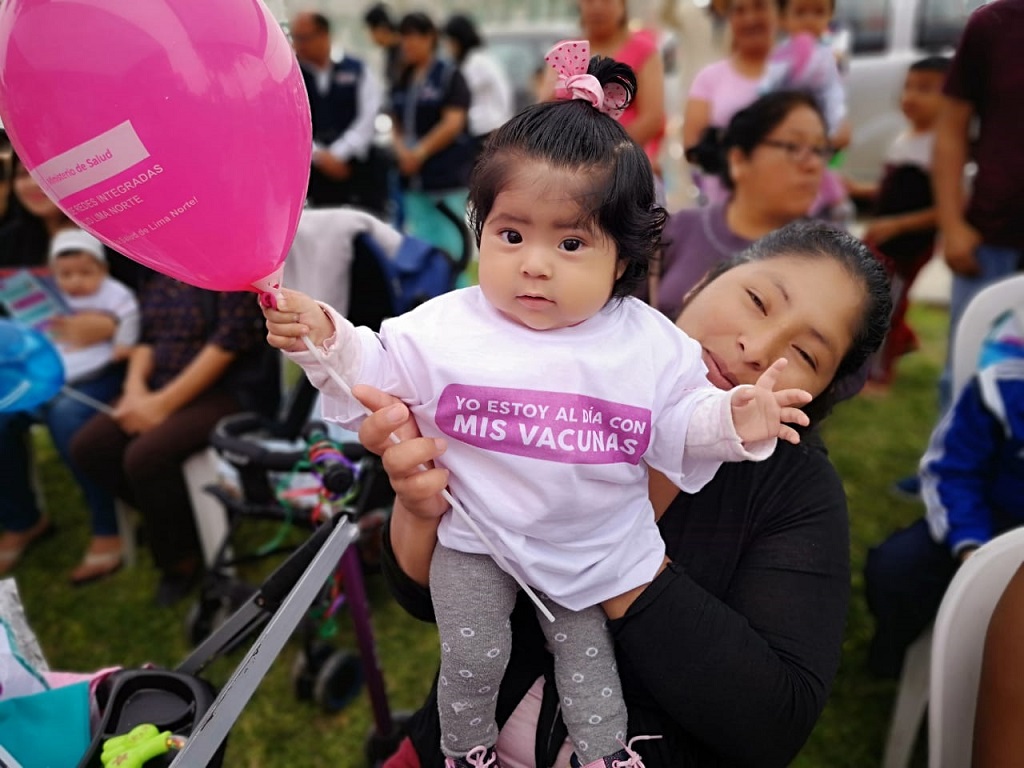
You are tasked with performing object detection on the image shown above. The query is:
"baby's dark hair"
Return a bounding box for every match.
[468,55,666,299]
[689,90,826,188]
[695,220,892,423]
[909,55,951,75]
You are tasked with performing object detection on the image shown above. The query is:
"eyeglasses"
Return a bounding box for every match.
[760,139,835,164]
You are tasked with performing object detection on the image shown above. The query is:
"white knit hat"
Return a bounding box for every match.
[49,228,106,263]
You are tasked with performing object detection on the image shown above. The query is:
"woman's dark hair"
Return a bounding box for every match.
[469,55,666,300]
[689,220,893,423]
[398,11,436,37]
[442,14,482,63]
[686,90,825,188]
[2,152,50,260]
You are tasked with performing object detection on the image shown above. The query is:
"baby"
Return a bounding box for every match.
[47,228,139,384]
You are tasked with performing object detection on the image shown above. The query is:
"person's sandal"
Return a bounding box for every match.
[0,518,55,576]
[70,549,123,586]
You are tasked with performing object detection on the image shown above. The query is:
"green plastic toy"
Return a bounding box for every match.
[100,723,185,767]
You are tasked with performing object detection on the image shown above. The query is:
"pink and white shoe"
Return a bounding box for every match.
[569,735,661,768]
[445,745,500,768]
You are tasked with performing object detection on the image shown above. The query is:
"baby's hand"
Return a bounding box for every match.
[730,358,812,446]
[261,288,334,352]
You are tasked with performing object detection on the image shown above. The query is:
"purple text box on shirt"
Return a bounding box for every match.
[435,384,652,465]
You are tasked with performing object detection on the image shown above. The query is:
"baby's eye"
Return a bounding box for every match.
[746,290,766,314]
[561,238,583,252]
[499,230,523,245]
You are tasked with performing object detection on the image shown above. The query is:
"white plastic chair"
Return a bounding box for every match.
[951,274,1024,396]
[882,273,1024,768]
[116,447,228,569]
[929,527,1024,768]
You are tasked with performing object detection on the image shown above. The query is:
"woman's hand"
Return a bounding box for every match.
[113,389,172,434]
[943,218,982,276]
[394,144,425,177]
[354,384,450,523]
[730,359,812,446]
[312,150,352,180]
[262,288,334,350]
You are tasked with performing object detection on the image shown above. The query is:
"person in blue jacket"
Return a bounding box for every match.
[865,355,1024,677]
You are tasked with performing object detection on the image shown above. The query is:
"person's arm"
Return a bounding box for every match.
[973,562,1024,767]
[326,65,383,162]
[397,68,469,177]
[47,311,117,348]
[114,343,235,434]
[682,96,712,152]
[412,107,467,162]
[863,206,939,247]
[608,448,850,766]
[932,96,979,276]
[843,175,879,202]
[122,343,154,397]
[354,384,448,596]
[920,376,1004,561]
[624,49,666,149]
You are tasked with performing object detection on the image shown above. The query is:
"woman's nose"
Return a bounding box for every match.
[738,332,780,371]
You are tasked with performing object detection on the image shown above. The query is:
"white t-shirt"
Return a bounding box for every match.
[60,276,139,383]
[295,288,772,609]
[461,49,514,137]
[886,130,935,170]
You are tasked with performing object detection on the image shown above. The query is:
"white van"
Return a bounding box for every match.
[837,0,989,181]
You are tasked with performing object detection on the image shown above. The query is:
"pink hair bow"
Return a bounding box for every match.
[545,39,628,119]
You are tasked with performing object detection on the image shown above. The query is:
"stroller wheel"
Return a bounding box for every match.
[313,649,365,713]
[364,711,415,767]
[290,641,336,701]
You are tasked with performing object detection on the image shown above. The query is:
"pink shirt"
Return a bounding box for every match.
[688,58,762,129]
[615,29,665,164]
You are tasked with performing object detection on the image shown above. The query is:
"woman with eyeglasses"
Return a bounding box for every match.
[646,90,830,320]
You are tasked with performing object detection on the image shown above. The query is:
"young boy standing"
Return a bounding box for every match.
[847,56,951,388]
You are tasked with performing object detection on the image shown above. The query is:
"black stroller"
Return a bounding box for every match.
[183,203,471,711]
[76,468,400,767]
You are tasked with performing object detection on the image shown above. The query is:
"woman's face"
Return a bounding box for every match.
[677,255,864,400]
[730,104,827,221]
[13,162,60,219]
[728,0,779,57]
[579,0,627,38]
[400,31,435,66]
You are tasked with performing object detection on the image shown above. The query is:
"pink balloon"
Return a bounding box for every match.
[0,0,311,292]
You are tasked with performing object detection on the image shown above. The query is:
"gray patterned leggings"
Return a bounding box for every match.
[430,543,627,759]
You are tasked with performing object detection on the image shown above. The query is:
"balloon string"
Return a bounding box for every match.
[60,385,115,416]
[300,334,556,623]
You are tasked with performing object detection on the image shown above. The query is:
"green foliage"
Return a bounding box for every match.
[11,305,948,766]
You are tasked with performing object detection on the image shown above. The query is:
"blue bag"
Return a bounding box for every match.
[356,233,458,317]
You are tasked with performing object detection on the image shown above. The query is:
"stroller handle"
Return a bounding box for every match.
[210,412,307,471]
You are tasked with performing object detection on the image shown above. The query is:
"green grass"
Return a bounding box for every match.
[12,303,948,766]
